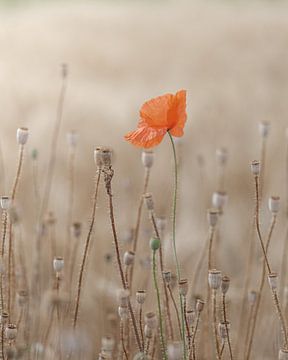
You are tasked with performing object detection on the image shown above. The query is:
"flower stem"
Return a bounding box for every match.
[152,249,167,360]
[167,131,187,359]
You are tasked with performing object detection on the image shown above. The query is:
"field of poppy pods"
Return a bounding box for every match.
[1,0,288,359]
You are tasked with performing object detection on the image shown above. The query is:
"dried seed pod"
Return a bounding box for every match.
[118,306,129,320]
[279,349,288,360]
[167,341,183,360]
[248,290,257,305]
[101,336,115,352]
[258,121,270,138]
[268,196,280,214]
[144,325,153,339]
[133,352,151,360]
[186,310,195,327]
[16,127,29,145]
[5,324,17,341]
[251,160,260,176]
[141,150,154,168]
[218,321,230,340]
[221,276,230,294]
[101,147,113,167]
[179,279,188,297]
[144,312,157,329]
[212,191,228,210]
[143,193,154,211]
[117,289,130,307]
[53,257,64,273]
[136,290,146,305]
[0,196,11,210]
[216,147,228,166]
[268,272,278,291]
[94,147,103,167]
[0,312,9,325]
[66,130,78,148]
[207,208,219,227]
[123,251,135,266]
[196,299,205,313]
[71,222,82,238]
[163,271,172,285]
[208,269,222,290]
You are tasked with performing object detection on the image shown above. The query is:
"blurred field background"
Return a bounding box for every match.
[0,0,288,358]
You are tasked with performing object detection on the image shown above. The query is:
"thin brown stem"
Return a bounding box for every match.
[212,289,220,359]
[167,284,182,338]
[222,294,233,360]
[139,305,144,348]
[73,169,101,329]
[191,311,200,360]
[120,320,129,360]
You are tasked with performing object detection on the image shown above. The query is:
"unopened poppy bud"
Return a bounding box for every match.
[145,312,157,329]
[248,290,257,305]
[66,130,78,148]
[168,341,182,360]
[117,289,130,307]
[144,325,153,339]
[207,208,219,227]
[136,290,146,305]
[0,312,9,325]
[196,299,205,313]
[216,147,228,166]
[163,271,172,284]
[71,222,82,238]
[221,276,230,294]
[150,237,160,251]
[208,269,222,290]
[251,160,260,176]
[143,193,154,211]
[118,306,128,320]
[17,290,28,307]
[16,127,29,145]
[123,251,135,266]
[218,321,230,340]
[268,196,280,214]
[212,192,228,210]
[101,336,115,352]
[279,348,288,360]
[258,121,270,138]
[5,324,17,340]
[141,150,154,168]
[1,196,11,210]
[179,279,188,297]
[53,257,64,273]
[31,148,38,160]
[268,272,278,291]
[186,310,195,327]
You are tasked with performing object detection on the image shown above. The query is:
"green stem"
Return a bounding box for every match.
[167,131,187,359]
[152,250,167,360]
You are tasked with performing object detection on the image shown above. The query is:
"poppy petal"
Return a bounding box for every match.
[124,126,166,148]
[167,90,187,135]
[140,93,173,128]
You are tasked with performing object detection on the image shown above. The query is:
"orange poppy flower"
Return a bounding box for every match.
[124,90,187,148]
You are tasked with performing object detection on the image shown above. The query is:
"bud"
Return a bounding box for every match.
[251,160,260,176]
[196,299,205,313]
[186,310,195,327]
[150,237,160,251]
[66,130,78,148]
[136,290,146,305]
[143,193,154,211]
[268,272,278,291]
[207,208,219,227]
[216,147,228,166]
[163,271,172,285]
[178,279,188,297]
[123,251,135,266]
[5,324,17,341]
[268,196,280,214]
[53,257,64,273]
[16,127,29,145]
[248,290,257,305]
[212,192,228,210]
[118,306,128,320]
[101,336,115,352]
[117,289,129,307]
[0,196,11,210]
[31,148,38,160]
[279,349,288,360]
[141,150,154,168]
[144,312,157,329]
[258,121,270,138]
[71,222,82,238]
[208,270,222,290]
[168,341,182,360]
[221,276,230,294]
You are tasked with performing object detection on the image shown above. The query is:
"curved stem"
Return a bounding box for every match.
[222,294,233,360]
[167,131,187,359]
[152,250,167,360]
